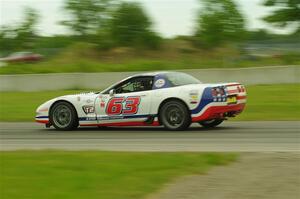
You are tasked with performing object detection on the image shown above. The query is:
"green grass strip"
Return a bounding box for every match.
[0,151,236,199]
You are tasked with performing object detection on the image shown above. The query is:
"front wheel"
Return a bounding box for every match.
[49,102,78,130]
[199,119,224,128]
[159,100,191,131]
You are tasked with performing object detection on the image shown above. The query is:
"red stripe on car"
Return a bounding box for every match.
[192,103,246,122]
[80,121,160,127]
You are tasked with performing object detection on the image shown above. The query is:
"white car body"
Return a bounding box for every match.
[36,72,246,129]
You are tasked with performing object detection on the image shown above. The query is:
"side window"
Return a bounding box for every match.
[115,77,153,94]
[116,81,134,94]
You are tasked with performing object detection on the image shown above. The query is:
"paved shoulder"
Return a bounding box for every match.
[147,153,300,199]
[0,121,299,151]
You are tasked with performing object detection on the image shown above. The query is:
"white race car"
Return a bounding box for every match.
[36,72,246,130]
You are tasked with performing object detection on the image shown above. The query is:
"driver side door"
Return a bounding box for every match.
[95,76,154,125]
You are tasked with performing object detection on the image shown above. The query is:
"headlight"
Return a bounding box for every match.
[82,106,95,114]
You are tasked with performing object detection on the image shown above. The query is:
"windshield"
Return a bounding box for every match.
[165,72,201,86]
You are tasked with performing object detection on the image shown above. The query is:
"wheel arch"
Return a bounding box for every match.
[157,97,191,123]
[49,100,79,121]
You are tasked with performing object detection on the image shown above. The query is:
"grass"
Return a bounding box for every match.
[1,57,299,75]
[0,42,299,74]
[0,84,299,121]
[0,151,237,199]
[234,84,300,121]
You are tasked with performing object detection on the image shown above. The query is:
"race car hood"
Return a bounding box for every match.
[59,92,98,100]
[36,92,98,114]
[53,92,98,107]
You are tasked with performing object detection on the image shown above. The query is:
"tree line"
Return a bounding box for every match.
[0,0,299,53]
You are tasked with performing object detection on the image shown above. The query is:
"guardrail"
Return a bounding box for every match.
[0,66,299,91]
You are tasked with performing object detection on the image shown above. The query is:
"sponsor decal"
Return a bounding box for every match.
[85,117,97,121]
[99,95,107,108]
[105,96,141,115]
[82,105,95,114]
[98,116,124,120]
[79,114,153,121]
[189,90,199,104]
[154,79,165,88]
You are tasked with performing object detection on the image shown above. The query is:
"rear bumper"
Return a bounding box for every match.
[192,103,246,122]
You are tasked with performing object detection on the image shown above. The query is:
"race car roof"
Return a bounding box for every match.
[128,71,172,78]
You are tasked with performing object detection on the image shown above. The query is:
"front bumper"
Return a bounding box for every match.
[35,116,49,124]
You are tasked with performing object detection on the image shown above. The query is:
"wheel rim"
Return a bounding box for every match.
[52,105,72,128]
[165,105,184,127]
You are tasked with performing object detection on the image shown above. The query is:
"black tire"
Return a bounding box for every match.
[199,119,224,128]
[159,100,191,131]
[49,101,78,130]
[97,126,109,129]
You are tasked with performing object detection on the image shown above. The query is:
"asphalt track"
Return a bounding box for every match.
[0,121,299,152]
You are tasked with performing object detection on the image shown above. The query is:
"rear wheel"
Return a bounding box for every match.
[199,119,224,128]
[50,102,78,130]
[159,100,191,131]
[98,126,109,129]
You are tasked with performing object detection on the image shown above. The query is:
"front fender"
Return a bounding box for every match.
[35,99,56,123]
[35,94,98,124]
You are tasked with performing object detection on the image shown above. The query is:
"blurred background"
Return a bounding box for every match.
[0,1,299,199]
[0,0,299,73]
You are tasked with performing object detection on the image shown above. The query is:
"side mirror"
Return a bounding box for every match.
[109,89,115,97]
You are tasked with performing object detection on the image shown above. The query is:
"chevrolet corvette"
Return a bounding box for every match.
[36,72,246,130]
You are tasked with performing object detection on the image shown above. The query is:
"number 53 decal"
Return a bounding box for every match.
[106,97,141,115]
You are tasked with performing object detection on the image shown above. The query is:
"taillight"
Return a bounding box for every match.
[211,87,226,97]
[219,88,225,96]
[237,86,242,93]
[241,85,246,92]
[237,85,246,93]
[211,88,217,97]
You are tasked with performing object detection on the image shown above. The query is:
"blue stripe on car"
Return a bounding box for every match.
[191,87,213,114]
[35,116,49,119]
[79,114,156,121]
